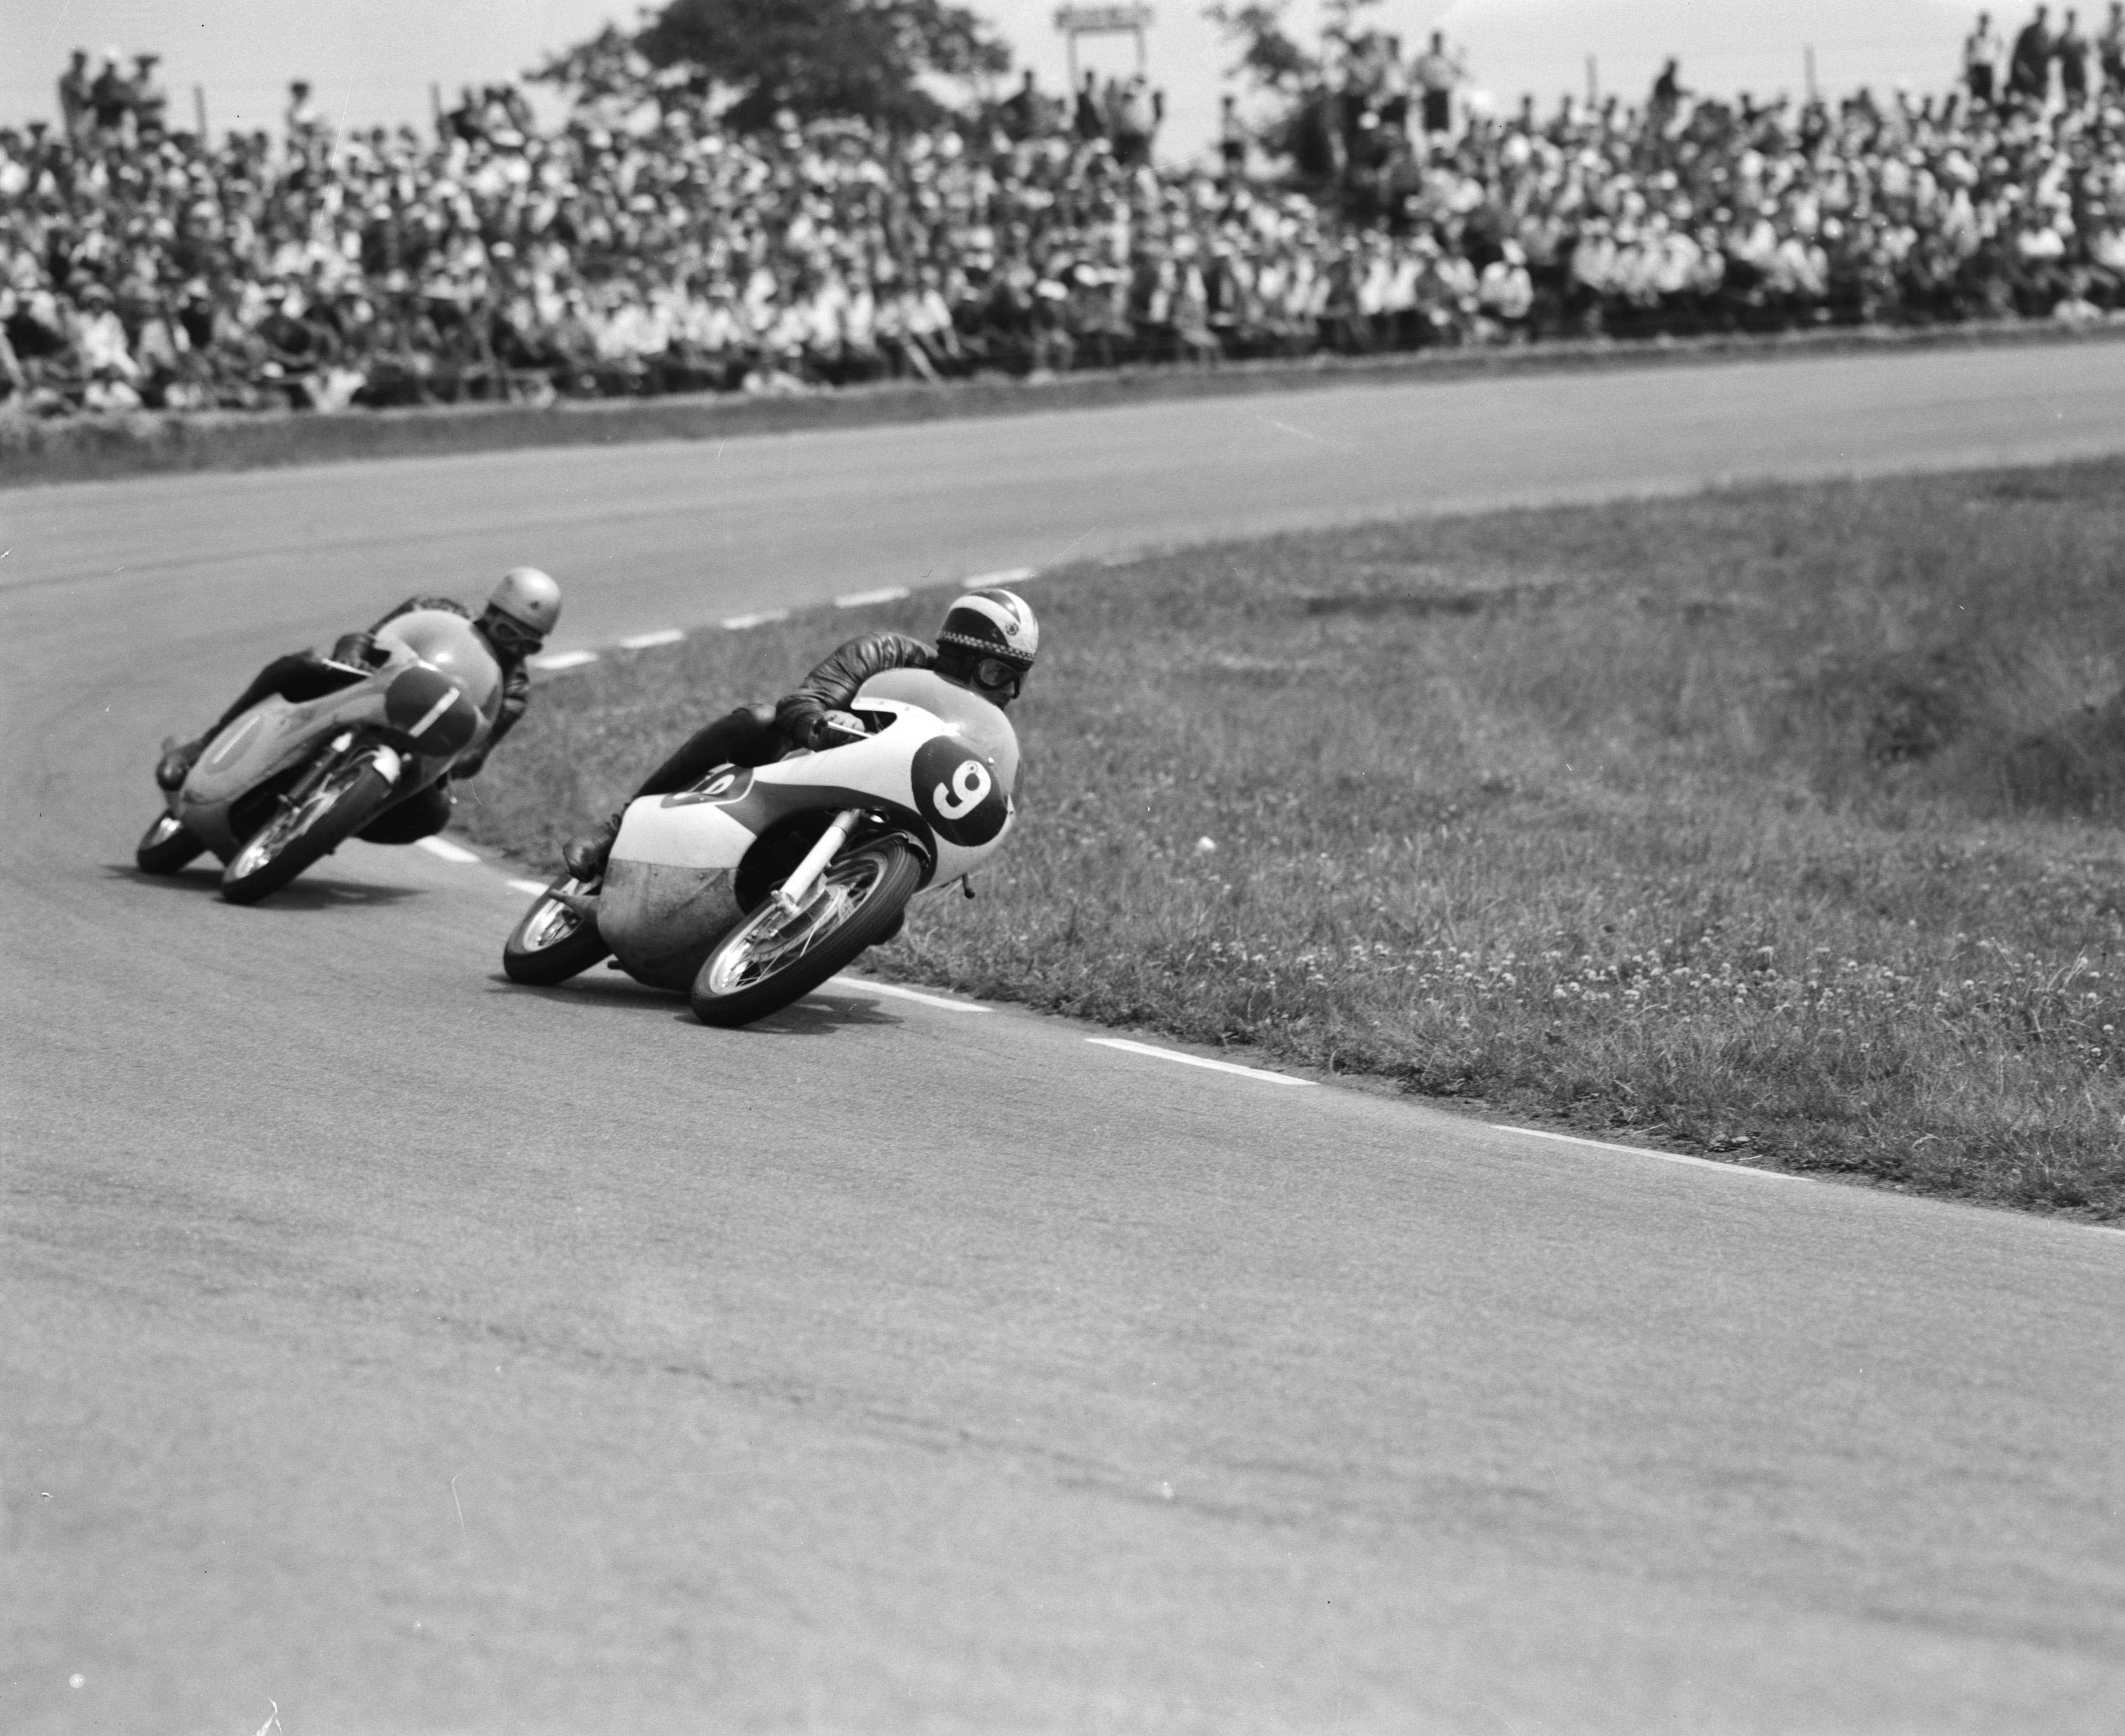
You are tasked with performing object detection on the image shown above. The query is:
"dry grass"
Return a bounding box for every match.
[461,457,2125,1217]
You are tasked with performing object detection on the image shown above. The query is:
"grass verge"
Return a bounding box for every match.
[459,457,2125,1218]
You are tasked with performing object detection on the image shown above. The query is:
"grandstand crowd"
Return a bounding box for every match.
[4,9,2124,416]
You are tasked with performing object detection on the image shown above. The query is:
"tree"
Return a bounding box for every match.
[1202,0,1382,180]
[528,24,658,118]
[1202,1,1317,93]
[630,0,1012,131]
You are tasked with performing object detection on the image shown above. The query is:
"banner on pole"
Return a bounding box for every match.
[1054,4,1153,36]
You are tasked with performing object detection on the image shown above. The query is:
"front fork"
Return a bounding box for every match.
[284,732,403,812]
[772,808,866,915]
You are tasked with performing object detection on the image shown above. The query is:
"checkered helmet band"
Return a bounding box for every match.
[936,588,1039,673]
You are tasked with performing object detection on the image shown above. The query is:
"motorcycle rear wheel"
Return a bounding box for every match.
[136,811,205,875]
[690,839,923,1028]
[220,757,394,905]
[502,877,612,985]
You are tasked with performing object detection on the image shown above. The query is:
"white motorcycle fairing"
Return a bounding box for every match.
[598,668,1018,990]
[170,611,503,860]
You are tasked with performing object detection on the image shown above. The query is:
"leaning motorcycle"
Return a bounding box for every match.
[136,609,502,904]
[502,667,1017,1027]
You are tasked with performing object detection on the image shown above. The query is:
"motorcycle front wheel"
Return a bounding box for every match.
[690,839,923,1028]
[502,877,612,985]
[220,755,394,905]
[136,811,205,875]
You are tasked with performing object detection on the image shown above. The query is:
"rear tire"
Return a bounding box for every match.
[502,878,612,985]
[690,839,923,1028]
[136,812,205,875]
[220,756,394,905]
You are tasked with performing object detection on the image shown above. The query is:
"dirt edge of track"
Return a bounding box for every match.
[9,314,2124,491]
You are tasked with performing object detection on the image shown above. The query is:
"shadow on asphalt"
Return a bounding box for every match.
[104,863,425,910]
[749,991,904,1037]
[480,970,907,1037]
[485,969,670,1010]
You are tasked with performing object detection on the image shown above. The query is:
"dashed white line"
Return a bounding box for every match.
[1086,1038,1313,1086]
[540,576,1049,668]
[1491,1124,1801,1180]
[834,585,911,609]
[415,836,481,864]
[822,976,989,1012]
[506,878,550,896]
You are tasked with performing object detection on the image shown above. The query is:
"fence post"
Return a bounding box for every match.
[193,83,207,141]
[1585,55,1598,106]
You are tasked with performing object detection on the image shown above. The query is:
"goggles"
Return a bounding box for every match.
[483,613,544,658]
[973,657,1022,691]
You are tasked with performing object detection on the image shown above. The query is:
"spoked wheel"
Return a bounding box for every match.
[502,877,612,985]
[136,811,205,875]
[220,754,394,905]
[690,839,923,1028]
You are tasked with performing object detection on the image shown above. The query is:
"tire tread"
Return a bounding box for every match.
[690,841,923,1028]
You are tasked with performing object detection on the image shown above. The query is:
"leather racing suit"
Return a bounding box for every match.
[630,630,936,797]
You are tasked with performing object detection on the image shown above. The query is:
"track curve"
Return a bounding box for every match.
[5,345,2125,1734]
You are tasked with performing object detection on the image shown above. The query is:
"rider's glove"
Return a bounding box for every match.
[809,710,868,749]
[330,631,377,667]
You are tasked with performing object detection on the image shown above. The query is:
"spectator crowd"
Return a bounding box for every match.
[4,9,2124,418]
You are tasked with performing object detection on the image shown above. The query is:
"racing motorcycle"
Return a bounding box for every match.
[135,609,502,904]
[502,666,1017,1028]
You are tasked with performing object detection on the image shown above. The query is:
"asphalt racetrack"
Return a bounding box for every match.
[5,344,2125,1734]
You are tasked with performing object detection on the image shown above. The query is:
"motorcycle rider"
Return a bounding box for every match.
[154,566,562,844]
[560,586,1039,882]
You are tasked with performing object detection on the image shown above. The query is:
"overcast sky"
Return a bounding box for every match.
[3,0,1980,160]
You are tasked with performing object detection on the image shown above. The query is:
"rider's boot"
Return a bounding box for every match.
[562,810,623,882]
[154,735,205,792]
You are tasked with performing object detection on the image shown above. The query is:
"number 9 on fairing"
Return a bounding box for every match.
[934,758,993,820]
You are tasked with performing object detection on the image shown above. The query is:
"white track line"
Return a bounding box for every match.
[1492,1124,1801,1181]
[1086,1038,1313,1086]
[822,976,989,1012]
[397,849,2125,1237]
[546,575,1049,668]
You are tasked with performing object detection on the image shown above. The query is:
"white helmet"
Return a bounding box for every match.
[936,587,1039,677]
[485,566,562,638]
